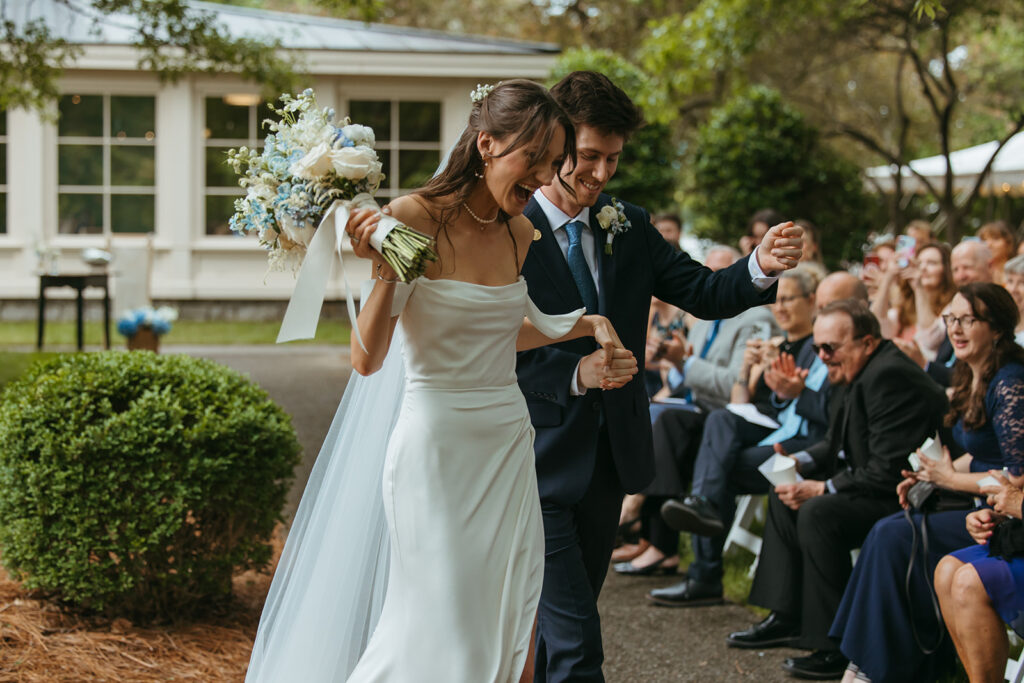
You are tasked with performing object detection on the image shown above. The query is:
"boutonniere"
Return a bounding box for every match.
[595,198,631,254]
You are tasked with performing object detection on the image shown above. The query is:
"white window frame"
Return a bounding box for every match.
[55,92,157,237]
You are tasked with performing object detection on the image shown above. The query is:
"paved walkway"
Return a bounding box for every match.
[173,344,805,682]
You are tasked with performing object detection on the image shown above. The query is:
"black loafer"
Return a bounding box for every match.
[647,578,723,607]
[726,612,800,649]
[660,496,725,536]
[782,650,849,680]
[613,558,678,576]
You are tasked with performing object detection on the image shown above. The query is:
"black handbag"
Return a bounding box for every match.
[906,480,977,513]
[903,482,977,654]
[988,518,1024,559]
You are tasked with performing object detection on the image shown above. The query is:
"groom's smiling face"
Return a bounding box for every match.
[547,125,623,214]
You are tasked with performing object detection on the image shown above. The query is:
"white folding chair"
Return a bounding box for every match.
[723,494,766,578]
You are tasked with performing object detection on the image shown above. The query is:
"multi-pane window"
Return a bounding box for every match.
[348,100,442,201]
[203,95,275,235]
[57,94,156,235]
[0,111,6,234]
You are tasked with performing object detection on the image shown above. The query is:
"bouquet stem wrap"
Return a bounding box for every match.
[276,194,436,350]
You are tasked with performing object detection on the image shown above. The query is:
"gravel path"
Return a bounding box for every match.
[172,344,806,682]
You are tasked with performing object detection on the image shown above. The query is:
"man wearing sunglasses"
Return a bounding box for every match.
[727,298,947,680]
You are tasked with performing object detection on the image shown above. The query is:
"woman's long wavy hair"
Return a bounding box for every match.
[415,80,575,270]
[946,282,1024,429]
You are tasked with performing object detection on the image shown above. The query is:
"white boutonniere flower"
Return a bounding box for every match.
[595,198,631,254]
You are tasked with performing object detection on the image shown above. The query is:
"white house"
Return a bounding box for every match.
[0,1,558,314]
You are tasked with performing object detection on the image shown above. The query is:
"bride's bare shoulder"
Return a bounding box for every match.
[385,195,441,236]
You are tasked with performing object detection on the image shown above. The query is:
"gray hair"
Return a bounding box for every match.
[780,265,822,296]
[1006,254,1024,276]
[706,244,742,262]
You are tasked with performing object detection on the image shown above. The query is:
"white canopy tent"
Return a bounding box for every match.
[865,131,1024,197]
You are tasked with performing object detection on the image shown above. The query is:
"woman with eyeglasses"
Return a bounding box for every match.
[829,282,1024,682]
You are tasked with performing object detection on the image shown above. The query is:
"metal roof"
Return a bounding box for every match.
[10,0,559,55]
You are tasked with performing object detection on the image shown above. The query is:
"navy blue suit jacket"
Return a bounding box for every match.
[517,193,777,505]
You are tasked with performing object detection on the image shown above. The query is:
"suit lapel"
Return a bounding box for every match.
[590,195,616,317]
[525,199,581,312]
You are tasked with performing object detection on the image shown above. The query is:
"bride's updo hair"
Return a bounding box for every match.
[417,79,576,224]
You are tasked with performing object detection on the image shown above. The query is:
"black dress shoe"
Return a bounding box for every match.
[612,557,678,576]
[646,578,723,607]
[782,650,849,680]
[660,496,725,536]
[726,612,800,649]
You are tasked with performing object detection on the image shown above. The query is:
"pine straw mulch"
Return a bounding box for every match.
[0,527,285,682]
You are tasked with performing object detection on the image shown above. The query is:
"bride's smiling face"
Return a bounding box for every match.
[478,125,567,217]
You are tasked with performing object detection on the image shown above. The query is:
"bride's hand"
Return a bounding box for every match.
[587,315,625,366]
[347,208,398,280]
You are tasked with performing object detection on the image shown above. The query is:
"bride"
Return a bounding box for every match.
[246,80,638,682]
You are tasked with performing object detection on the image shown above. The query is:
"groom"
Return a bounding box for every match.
[517,71,803,682]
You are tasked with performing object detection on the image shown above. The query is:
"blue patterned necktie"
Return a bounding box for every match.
[564,220,599,314]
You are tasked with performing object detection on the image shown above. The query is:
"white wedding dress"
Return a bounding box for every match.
[247,276,582,682]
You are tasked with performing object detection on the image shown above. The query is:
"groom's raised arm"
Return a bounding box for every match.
[645,219,776,319]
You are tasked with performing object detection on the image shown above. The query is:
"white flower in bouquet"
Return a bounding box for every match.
[290,141,334,180]
[227,89,437,281]
[340,123,375,147]
[330,146,378,181]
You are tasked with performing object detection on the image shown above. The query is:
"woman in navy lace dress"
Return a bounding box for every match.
[829,283,1024,683]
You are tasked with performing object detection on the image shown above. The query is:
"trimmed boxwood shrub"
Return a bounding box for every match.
[0,351,301,620]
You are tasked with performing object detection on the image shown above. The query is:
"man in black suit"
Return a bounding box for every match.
[516,71,805,682]
[726,298,947,680]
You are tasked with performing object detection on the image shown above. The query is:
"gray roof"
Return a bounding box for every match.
[10,0,559,54]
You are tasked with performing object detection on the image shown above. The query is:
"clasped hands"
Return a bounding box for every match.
[756,222,804,273]
[578,315,638,391]
[967,469,1024,544]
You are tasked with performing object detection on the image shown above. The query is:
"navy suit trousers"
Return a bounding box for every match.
[534,427,623,683]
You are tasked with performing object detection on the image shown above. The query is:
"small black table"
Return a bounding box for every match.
[37,273,111,351]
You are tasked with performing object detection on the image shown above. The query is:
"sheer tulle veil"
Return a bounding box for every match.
[246,140,463,681]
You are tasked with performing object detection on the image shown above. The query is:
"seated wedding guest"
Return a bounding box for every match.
[907,242,958,360]
[952,239,993,287]
[905,219,933,246]
[653,213,684,252]
[644,267,831,603]
[613,298,778,575]
[979,220,1017,287]
[1005,255,1024,348]
[898,241,996,387]
[860,236,896,302]
[869,257,918,343]
[726,299,947,680]
[621,245,739,549]
[831,282,1024,683]
[936,473,1024,683]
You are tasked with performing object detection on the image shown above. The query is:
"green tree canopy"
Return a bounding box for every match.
[690,86,877,267]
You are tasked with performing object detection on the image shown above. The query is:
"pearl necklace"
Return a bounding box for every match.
[462,201,499,229]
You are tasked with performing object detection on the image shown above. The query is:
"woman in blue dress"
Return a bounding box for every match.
[829,282,1024,683]
[935,478,1024,683]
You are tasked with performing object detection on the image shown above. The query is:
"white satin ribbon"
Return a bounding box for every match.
[276,194,400,351]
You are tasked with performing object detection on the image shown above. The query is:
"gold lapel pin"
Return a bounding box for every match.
[533,228,542,242]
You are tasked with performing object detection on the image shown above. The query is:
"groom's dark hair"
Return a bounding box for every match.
[550,71,644,140]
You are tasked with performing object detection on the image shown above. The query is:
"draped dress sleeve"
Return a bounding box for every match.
[524,296,585,340]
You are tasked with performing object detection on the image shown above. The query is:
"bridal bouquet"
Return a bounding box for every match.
[227,89,437,281]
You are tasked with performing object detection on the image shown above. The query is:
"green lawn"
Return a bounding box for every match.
[0,351,59,389]
[0,320,351,348]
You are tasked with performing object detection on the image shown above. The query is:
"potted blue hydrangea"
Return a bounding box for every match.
[116,306,178,352]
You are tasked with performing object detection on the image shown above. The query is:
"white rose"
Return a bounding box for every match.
[366,159,384,189]
[597,205,618,230]
[330,145,378,181]
[341,124,375,147]
[289,142,333,180]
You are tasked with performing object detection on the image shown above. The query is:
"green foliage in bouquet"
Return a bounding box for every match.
[0,351,301,621]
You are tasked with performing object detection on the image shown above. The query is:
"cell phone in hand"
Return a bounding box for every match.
[863,254,881,269]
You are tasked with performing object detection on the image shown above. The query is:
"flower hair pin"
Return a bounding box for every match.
[595,197,631,254]
[471,83,497,104]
